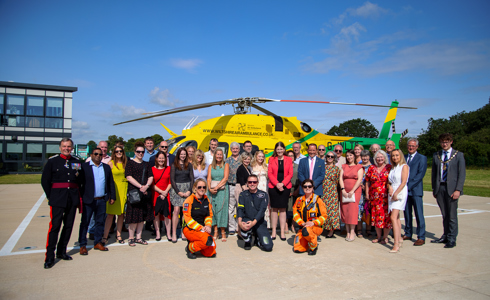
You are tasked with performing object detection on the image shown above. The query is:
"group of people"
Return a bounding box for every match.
[41,133,465,267]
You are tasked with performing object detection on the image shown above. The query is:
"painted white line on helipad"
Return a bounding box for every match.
[0,194,46,256]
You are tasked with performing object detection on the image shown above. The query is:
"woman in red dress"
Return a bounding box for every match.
[339,150,364,242]
[152,151,172,241]
[365,150,392,244]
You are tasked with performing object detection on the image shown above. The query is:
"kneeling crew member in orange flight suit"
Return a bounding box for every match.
[183,179,216,259]
[293,179,327,255]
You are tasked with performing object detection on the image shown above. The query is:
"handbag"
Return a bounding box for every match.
[342,194,355,203]
[127,165,147,205]
[211,180,225,190]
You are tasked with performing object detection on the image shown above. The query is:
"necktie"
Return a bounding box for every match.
[407,155,412,165]
[442,151,448,182]
[309,158,314,179]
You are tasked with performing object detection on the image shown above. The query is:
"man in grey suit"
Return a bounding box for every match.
[431,133,466,248]
[403,138,427,246]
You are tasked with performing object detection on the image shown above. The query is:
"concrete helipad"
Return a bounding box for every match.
[0,184,489,299]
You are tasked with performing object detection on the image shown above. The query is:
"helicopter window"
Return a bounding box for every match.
[180,140,198,149]
[300,122,312,133]
[166,136,186,154]
[217,142,229,157]
[273,116,283,132]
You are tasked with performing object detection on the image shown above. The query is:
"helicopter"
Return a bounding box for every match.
[114,97,416,159]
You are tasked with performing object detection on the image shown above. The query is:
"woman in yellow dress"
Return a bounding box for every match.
[103,145,128,244]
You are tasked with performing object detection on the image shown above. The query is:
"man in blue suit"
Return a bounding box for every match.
[403,138,428,246]
[298,144,325,197]
[78,148,116,254]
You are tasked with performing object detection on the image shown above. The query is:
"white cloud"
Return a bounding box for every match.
[149,87,181,107]
[331,1,388,25]
[72,120,90,130]
[111,104,147,119]
[169,58,203,72]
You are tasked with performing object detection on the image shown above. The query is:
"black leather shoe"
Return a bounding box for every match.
[444,241,456,248]
[431,237,448,244]
[317,236,322,242]
[56,253,73,260]
[308,247,318,256]
[244,241,252,250]
[44,260,55,269]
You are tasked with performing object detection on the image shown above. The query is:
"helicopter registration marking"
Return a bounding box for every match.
[202,129,273,137]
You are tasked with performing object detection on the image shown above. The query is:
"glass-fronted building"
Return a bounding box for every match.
[0,81,77,173]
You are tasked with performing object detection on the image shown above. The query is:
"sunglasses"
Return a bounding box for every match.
[93,153,103,156]
[135,150,145,154]
[248,181,258,184]
[115,150,123,154]
[196,186,206,190]
[326,155,335,158]
[334,150,342,153]
[303,185,313,189]
[160,146,168,148]
[318,149,326,151]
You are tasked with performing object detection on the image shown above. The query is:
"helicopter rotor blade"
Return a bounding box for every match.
[251,104,277,116]
[265,99,417,109]
[114,99,234,125]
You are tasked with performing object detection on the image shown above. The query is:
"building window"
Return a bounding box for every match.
[27,96,44,116]
[6,95,24,115]
[26,143,43,161]
[45,118,63,128]
[26,117,44,128]
[6,116,25,127]
[46,97,63,117]
[0,93,4,114]
[46,144,59,158]
[6,143,24,161]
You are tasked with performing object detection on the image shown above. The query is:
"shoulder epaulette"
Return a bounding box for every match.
[49,154,59,159]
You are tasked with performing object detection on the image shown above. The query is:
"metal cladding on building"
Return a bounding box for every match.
[0,81,77,173]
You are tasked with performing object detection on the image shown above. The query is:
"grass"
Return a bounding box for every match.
[0,174,42,184]
[423,168,490,197]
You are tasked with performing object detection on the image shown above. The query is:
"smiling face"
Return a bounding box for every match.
[91,149,103,165]
[187,147,195,159]
[391,150,401,164]
[98,141,108,156]
[256,152,264,164]
[385,141,395,153]
[407,140,418,155]
[209,140,218,152]
[346,152,355,164]
[195,181,207,197]
[247,176,258,193]
[318,146,326,157]
[354,146,361,156]
[145,140,154,152]
[215,150,223,163]
[292,143,301,154]
[231,145,240,157]
[287,152,295,160]
[334,145,343,156]
[308,145,317,158]
[135,147,145,160]
[59,141,73,156]
[243,142,252,153]
[159,141,169,153]
[275,145,285,158]
[326,151,335,165]
[376,153,386,166]
[440,139,453,151]
[179,149,187,162]
[114,146,124,160]
[156,153,166,168]
[242,156,251,167]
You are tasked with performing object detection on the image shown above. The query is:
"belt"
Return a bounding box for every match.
[440,182,447,186]
[94,197,105,200]
[52,182,79,189]
[228,183,236,186]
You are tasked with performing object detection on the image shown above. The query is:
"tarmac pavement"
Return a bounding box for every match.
[0,184,489,299]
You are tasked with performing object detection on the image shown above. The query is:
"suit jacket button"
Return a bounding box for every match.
[68,173,70,175]
[67,187,70,189]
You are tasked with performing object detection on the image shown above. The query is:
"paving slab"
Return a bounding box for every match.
[0,185,489,299]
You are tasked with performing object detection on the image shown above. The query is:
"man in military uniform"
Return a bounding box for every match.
[237,174,273,251]
[41,138,84,269]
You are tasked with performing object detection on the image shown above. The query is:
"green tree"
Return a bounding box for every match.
[327,118,379,138]
[107,135,125,151]
[152,134,164,146]
[87,140,97,148]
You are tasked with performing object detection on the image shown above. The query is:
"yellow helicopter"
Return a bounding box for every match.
[114,97,416,159]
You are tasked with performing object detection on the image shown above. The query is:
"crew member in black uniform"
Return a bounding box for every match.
[41,138,84,269]
[237,174,273,251]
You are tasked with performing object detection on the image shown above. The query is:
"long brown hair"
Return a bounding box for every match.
[111,146,127,169]
[154,151,167,169]
[211,149,225,170]
[173,148,189,170]
[272,141,286,157]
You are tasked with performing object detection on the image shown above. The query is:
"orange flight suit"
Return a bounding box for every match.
[293,194,327,253]
[183,194,216,257]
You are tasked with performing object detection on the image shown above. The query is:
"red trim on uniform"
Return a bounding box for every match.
[52,182,79,189]
[45,206,53,259]
[60,154,71,160]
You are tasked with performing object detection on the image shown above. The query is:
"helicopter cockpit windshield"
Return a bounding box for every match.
[300,122,312,133]
[166,136,186,153]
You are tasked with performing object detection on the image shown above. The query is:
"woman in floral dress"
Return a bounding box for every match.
[322,150,341,238]
[365,150,392,244]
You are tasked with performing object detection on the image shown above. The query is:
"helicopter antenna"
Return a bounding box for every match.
[183,116,197,130]
[186,116,199,129]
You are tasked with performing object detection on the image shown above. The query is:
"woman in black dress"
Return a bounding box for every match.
[267,142,293,241]
[125,142,154,247]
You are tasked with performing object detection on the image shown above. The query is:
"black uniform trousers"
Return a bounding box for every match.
[45,191,79,261]
[436,184,458,243]
[240,218,273,251]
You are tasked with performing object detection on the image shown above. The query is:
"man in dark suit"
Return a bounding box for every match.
[150,140,175,167]
[78,148,116,254]
[403,138,428,246]
[431,133,466,248]
[298,143,326,197]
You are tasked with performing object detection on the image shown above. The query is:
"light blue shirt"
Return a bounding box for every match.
[142,148,157,162]
[90,160,106,198]
[294,154,305,165]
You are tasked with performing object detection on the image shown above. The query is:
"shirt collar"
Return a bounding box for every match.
[89,160,103,167]
[60,154,71,160]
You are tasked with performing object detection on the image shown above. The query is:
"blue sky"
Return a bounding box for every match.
[1,0,489,144]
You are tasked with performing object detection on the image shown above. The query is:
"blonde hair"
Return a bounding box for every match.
[211,149,225,170]
[251,150,268,171]
[192,149,206,170]
[354,144,364,151]
[390,149,407,167]
[192,178,208,194]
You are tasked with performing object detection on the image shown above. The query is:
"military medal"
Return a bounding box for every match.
[64,160,70,169]
[71,163,81,176]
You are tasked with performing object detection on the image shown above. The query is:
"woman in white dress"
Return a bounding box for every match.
[387,149,409,253]
[251,150,270,228]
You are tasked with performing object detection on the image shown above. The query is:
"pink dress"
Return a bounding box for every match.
[340,164,363,225]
